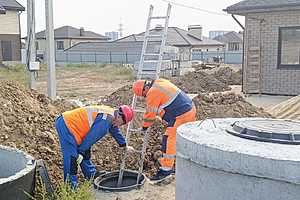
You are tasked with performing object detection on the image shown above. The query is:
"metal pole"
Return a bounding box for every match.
[45,0,56,99]
[27,0,36,89]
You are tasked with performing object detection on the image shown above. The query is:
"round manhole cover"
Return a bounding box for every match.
[226,119,300,144]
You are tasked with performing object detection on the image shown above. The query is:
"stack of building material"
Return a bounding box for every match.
[266,96,300,120]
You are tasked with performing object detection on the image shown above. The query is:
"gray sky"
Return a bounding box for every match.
[18,0,244,37]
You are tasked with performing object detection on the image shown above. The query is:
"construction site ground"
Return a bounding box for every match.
[0,63,277,200]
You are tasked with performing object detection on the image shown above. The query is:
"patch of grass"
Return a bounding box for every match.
[64,63,106,69]
[0,64,29,86]
[98,65,134,81]
[28,177,95,200]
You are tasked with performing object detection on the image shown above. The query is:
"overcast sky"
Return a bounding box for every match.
[17,0,244,37]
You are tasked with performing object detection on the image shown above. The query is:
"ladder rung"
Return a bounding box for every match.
[134,109,145,113]
[144,60,159,63]
[144,59,170,62]
[146,34,163,38]
[129,128,141,132]
[151,16,167,19]
[143,53,160,57]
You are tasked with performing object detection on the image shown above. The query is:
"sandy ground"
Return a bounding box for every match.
[36,65,131,100]
[94,178,176,200]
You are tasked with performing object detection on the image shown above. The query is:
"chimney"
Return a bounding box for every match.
[79,27,84,36]
[188,25,202,40]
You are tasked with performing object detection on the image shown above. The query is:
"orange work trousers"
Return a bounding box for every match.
[160,105,196,170]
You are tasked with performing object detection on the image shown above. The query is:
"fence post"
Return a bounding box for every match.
[223,51,226,64]
[80,53,82,64]
[109,52,112,64]
[94,53,97,64]
[125,52,128,64]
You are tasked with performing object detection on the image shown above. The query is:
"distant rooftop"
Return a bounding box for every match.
[214,31,243,43]
[225,0,300,14]
[116,27,224,47]
[0,0,24,11]
[34,26,109,40]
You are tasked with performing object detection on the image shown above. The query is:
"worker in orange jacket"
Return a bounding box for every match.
[133,79,196,181]
[55,105,134,187]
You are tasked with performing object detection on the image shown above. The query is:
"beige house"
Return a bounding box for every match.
[225,0,300,95]
[0,0,24,62]
[33,26,109,58]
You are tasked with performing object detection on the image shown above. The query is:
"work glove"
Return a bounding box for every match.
[77,154,83,165]
[126,145,135,153]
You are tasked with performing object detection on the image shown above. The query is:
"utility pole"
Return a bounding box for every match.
[27,0,36,89]
[45,0,56,99]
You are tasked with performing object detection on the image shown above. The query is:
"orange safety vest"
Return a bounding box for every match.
[143,79,181,128]
[62,105,115,145]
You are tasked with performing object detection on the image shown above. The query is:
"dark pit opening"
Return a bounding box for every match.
[94,170,145,192]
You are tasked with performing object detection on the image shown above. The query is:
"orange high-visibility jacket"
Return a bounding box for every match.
[62,105,115,144]
[143,79,193,128]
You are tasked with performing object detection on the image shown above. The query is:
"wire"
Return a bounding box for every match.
[160,0,229,16]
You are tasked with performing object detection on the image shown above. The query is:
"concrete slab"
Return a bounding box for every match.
[244,95,293,109]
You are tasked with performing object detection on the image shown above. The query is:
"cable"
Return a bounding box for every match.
[160,0,229,16]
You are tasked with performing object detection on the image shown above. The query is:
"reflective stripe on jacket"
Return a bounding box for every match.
[143,79,193,128]
[62,105,115,144]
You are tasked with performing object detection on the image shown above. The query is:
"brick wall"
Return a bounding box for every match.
[244,10,300,95]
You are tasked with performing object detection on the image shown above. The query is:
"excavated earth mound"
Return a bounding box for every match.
[213,67,242,85]
[0,80,270,186]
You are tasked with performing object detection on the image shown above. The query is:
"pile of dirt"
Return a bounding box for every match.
[93,89,271,177]
[213,67,242,85]
[171,70,230,93]
[194,92,271,120]
[0,80,270,186]
[0,80,76,186]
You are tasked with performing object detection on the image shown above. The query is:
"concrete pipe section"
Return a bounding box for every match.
[0,145,36,200]
[94,170,145,192]
[176,118,300,200]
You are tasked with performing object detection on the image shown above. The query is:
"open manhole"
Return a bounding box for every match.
[0,145,36,200]
[226,119,300,144]
[94,170,145,192]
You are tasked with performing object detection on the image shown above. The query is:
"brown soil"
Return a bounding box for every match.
[0,78,270,187]
[171,70,230,93]
[213,67,242,85]
[0,80,76,186]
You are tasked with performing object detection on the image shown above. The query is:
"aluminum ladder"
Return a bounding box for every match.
[117,3,172,187]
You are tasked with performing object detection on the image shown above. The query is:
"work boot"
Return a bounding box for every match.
[150,169,174,181]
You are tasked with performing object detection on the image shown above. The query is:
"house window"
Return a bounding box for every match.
[278,27,300,68]
[56,41,64,50]
[192,48,202,52]
[228,42,240,51]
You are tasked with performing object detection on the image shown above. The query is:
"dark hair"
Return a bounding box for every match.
[118,107,126,124]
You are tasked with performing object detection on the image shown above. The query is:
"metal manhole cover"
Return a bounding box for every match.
[226,119,300,144]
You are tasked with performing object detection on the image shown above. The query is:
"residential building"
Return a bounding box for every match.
[225,0,300,95]
[30,26,109,58]
[214,31,243,51]
[105,31,119,41]
[209,31,230,39]
[0,0,24,62]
